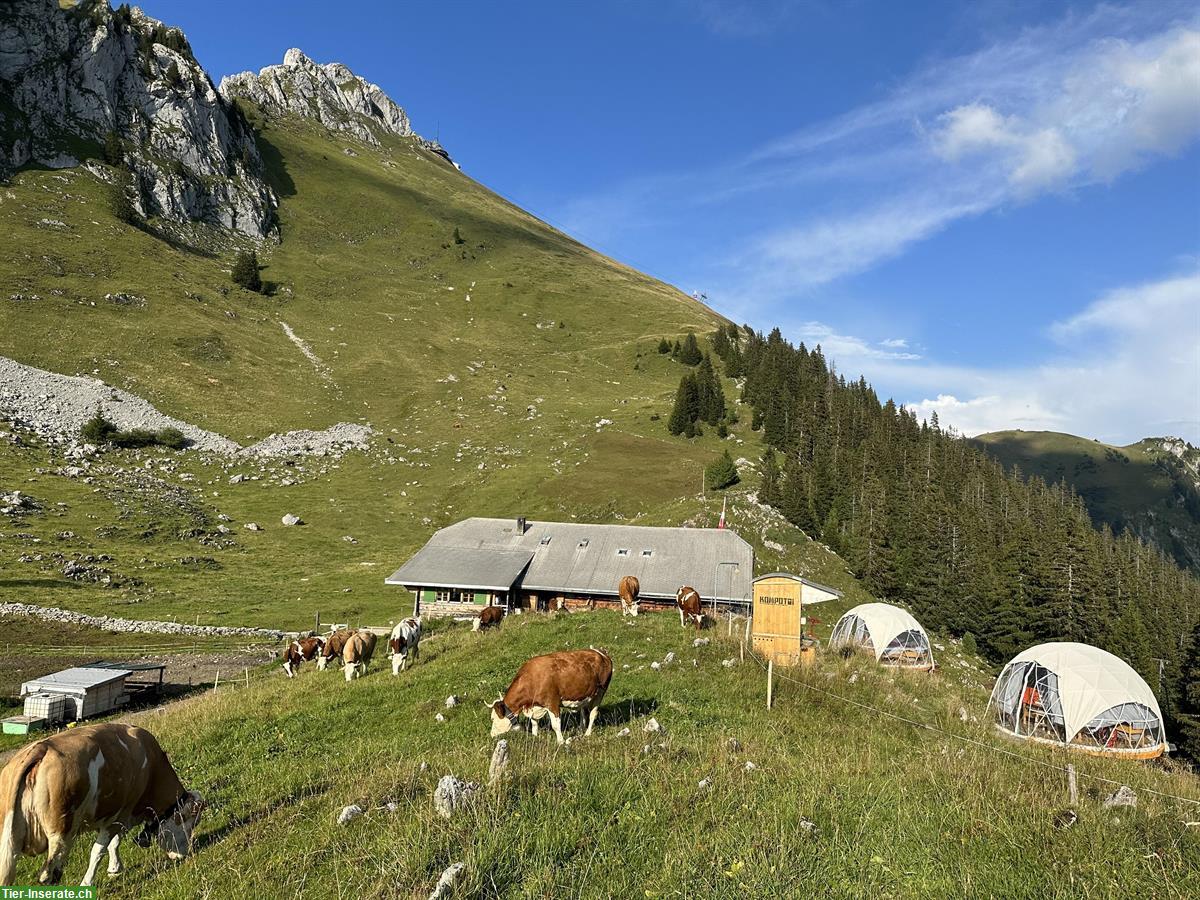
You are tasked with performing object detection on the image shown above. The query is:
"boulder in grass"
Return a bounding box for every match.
[281,513,302,526]
[488,739,509,785]
[428,862,466,900]
[1103,785,1137,808]
[337,804,363,826]
[433,775,478,820]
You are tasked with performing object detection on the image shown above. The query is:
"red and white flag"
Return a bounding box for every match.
[717,496,726,529]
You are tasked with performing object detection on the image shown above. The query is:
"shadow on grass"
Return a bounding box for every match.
[599,697,658,727]
[0,578,83,589]
[191,786,311,853]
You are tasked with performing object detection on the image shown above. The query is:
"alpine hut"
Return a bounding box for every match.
[386,517,753,618]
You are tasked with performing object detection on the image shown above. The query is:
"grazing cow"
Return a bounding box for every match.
[489,648,613,745]
[318,628,354,671]
[675,586,704,630]
[388,617,422,675]
[343,630,377,682]
[618,575,640,617]
[281,635,324,678]
[0,723,204,887]
[473,606,504,632]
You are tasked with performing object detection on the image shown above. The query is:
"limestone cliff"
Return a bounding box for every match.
[0,0,277,238]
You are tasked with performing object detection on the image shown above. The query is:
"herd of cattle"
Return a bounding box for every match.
[0,581,708,886]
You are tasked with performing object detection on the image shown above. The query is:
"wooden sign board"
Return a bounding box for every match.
[752,573,813,666]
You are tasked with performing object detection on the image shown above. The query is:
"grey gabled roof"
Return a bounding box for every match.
[386,546,535,591]
[21,667,131,695]
[753,572,844,597]
[387,517,754,603]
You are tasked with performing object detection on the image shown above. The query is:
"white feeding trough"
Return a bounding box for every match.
[988,642,1166,759]
[829,603,934,670]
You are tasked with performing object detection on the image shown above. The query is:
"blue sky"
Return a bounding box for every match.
[148,0,1200,444]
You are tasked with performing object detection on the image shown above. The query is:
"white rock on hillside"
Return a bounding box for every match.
[0,354,373,458]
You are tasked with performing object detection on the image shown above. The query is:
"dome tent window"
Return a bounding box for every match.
[988,642,1167,759]
[829,603,934,670]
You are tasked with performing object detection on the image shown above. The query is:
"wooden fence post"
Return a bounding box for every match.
[767,659,774,710]
[213,670,220,691]
[1067,764,1078,805]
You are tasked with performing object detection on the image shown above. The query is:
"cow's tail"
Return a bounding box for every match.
[0,743,44,885]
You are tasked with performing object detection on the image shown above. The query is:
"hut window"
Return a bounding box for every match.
[434,589,451,603]
[616,548,629,557]
[641,549,653,557]
[539,535,552,545]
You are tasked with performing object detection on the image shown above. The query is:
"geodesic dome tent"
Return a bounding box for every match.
[829,603,934,670]
[988,642,1166,759]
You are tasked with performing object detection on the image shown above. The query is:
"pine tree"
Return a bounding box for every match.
[657,338,671,354]
[108,171,137,225]
[706,450,739,490]
[103,130,123,166]
[671,340,681,359]
[231,250,262,292]
[679,331,702,366]
[666,374,699,436]
[758,448,782,507]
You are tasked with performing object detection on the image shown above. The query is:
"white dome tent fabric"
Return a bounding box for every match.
[829,603,934,669]
[988,642,1166,759]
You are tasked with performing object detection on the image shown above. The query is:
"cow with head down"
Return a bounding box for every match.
[473,606,503,632]
[282,635,325,678]
[618,576,640,617]
[0,723,204,887]
[317,628,354,671]
[343,630,378,682]
[489,648,613,745]
[675,586,704,631]
[388,617,421,675]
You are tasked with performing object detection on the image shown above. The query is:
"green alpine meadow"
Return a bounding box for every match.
[0,1,1197,897]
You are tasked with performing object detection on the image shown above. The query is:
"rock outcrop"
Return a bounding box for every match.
[0,0,277,238]
[220,49,455,164]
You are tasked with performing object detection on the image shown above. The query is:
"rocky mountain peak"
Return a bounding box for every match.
[0,0,277,239]
[219,49,454,164]
[219,50,413,144]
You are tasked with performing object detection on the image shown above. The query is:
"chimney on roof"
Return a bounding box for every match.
[516,516,527,534]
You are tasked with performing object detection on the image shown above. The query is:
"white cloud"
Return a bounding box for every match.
[904,270,1200,443]
[793,322,922,361]
[742,190,997,290]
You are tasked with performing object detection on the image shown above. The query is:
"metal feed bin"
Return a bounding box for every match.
[752,573,817,667]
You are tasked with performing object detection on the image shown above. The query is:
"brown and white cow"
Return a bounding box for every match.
[318,628,354,671]
[489,648,613,744]
[282,635,325,678]
[675,586,704,630]
[0,723,204,887]
[343,630,378,682]
[618,575,640,617]
[473,606,504,632]
[388,617,421,675]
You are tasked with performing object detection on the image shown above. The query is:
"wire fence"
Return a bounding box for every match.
[740,637,1200,809]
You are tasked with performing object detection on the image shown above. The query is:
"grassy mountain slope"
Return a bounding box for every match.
[2,611,1197,897]
[0,114,760,630]
[974,430,1200,572]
